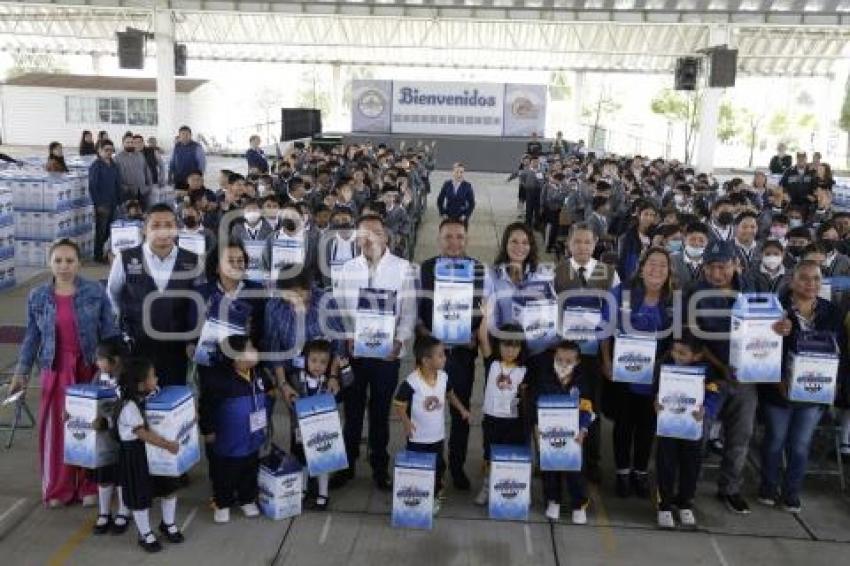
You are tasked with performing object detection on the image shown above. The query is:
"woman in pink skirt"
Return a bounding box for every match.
[8,239,118,506]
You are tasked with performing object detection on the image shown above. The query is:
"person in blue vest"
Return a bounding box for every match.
[107,203,203,387]
[168,125,206,191]
[199,335,272,524]
[436,162,475,224]
[245,135,269,174]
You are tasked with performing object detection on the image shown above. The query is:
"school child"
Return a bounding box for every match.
[534,341,594,525]
[114,358,185,553]
[394,335,471,516]
[91,339,131,535]
[475,323,528,506]
[654,332,722,529]
[286,339,341,511]
[200,335,272,524]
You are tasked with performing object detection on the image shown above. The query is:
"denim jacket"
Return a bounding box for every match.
[16,277,118,377]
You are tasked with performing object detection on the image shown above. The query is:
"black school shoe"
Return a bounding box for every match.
[451,470,471,491]
[158,521,185,543]
[111,514,130,535]
[631,472,650,498]
[373,474,392,492]
[329,467,355,490]
[138,533,163,553]
[93,514,111,535]
[717,492,751,515]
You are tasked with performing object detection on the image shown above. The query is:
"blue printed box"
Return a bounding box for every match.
[64,383,118,469]
[730,293,784,383]
[295,393,348,477]
[353,288,397,359]
[537,395,581,471]
[787,334,839,405]
[612,334,657,385]
[656,365,705,441]
[560,306,601,355]
[145,386,200,477]
[432,258,474,345]
[392,450,436,530]
[489,444,531,521]
[512,283,558,350]
[258,448,303,520]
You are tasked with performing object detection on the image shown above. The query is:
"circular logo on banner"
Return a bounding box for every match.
[511,96,538,119]
[357,89,386,119]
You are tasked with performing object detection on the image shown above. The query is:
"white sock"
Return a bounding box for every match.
[117,487,129,516]
[97,485,113,515]
[161,497,177,526]
[841,409,850,450]
[133,509,151,537]
[616,468,631,476]
[318,474,329,498]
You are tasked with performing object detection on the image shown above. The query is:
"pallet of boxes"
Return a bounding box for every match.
[0,185,14,291]
[4,169,94,269]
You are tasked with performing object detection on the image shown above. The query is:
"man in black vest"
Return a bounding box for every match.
[107,203,202,386]
[417,218,485,490]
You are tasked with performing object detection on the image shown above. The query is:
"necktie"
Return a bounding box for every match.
[578,266,588,287]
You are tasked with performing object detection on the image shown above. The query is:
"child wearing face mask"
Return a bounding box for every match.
[743,240,789,294]
[534,341,594,525]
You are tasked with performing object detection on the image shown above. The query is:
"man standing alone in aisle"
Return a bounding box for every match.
[88,140,122,264]
[437,163,475,224]
[169,125,207,191]
[115,133,151,209]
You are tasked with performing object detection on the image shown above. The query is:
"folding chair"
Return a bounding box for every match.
[0,378,36,450]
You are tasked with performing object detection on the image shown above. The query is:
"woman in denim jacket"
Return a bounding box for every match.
[8,239,118,507]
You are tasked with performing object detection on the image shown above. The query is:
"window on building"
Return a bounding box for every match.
[64,96,96,124]
[128,98,158,126]
[97,97,126,124]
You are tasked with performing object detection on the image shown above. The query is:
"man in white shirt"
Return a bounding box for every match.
[332,214,417,490]
[107,203,202,386]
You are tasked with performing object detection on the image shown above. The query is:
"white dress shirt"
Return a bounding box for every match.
[569,257,621,287]
[337,248,417,343]
[107,242,179,317]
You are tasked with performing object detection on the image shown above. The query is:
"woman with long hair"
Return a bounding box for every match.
[79,130,96,156]
[46,141,69,173]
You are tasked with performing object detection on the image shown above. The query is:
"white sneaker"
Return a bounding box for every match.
[81,495,97,508]
[474,484,489,506]
[678,509,696,528]
[545,502,561,522]
[240,503,260,518]
[571,507,587,525]
[213,507,230,524]
[657,510,675,529]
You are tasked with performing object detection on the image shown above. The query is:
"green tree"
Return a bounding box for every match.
[768,110,791,143]
[840,76,850,168]
[650,89,701,163]
[738,108,765,168]
[582,85,620,150]
[717,100,741,144]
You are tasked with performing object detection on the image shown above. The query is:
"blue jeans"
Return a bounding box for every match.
[760,402,825,500]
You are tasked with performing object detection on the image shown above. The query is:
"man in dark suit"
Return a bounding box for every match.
[437,162,476,223]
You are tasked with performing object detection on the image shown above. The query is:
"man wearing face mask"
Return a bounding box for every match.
[178,203,217,262]
[783,227,812,269]
[231,198,273,242]
[416,219,485,490]
[671,222,710,293]
[317,208,360,291]
[263,203,318,285]
[708,199,735,244]
[757,189,786,239]
[742,240,790,294]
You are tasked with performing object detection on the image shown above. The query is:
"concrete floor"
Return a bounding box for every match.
[0,167,849,565]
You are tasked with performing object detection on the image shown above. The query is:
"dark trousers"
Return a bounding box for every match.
[445,347,476,476]
[543,208,561,251]
[133,338,187,387]
[612,388,656,472]
[94,205,114,261]
[342,358,400,478]
[542,471,587,508]
[525,185,541,227]
[582,356,603,472]
[407,440,446,493]
[655,437,702,510]
[210,452,259,508]
[482,415,527,461]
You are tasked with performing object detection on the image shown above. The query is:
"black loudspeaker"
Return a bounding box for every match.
[708,48,737,88]
[117,31,145,70]
[675,57,700,91]
[280,108,322,141]
[174,44,187,77]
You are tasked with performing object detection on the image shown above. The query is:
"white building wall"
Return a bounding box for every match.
[0,85,192,150]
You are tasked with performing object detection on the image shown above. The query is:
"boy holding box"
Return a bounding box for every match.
[534,340,594,525]
[654,331,722,530]
[394,335,471,516]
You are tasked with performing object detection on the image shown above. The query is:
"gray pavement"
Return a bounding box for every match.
[0,168,848,565]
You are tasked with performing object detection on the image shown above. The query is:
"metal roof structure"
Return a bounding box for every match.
[0,1,847,76]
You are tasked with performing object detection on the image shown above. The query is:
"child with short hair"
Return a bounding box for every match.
[534,340,594,525]
[200,335,272,524]
[287,339,341,511]
[91,339,131,535]
[114,358,184,553]
[654,331,722,530]
[475,323,528,506]
[394,335,471,516]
